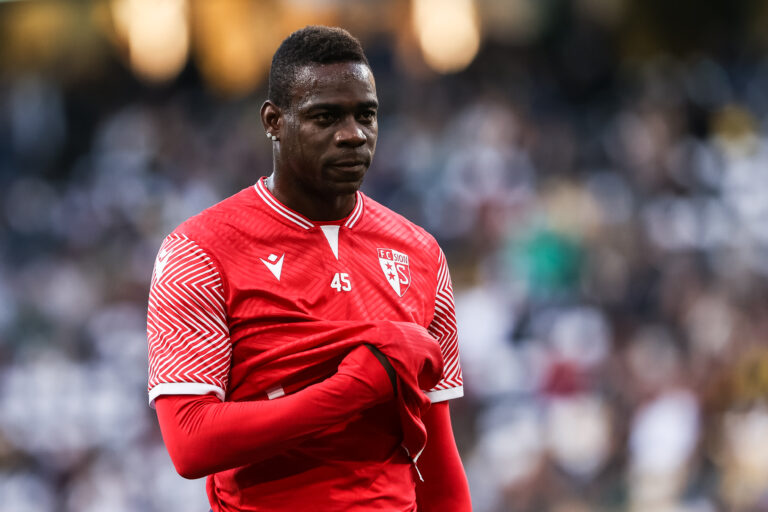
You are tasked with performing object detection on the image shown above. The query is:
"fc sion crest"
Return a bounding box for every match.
[377,248,411,297]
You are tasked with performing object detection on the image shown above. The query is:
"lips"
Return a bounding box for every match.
[328,151,370,167]
[330,160,368,168]
[326,159,368,183]
[327,157,369,173]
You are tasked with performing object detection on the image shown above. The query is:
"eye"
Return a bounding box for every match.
[357,110,377,124]
[314,112,337,124]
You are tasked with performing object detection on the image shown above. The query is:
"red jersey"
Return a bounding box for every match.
[147,177,463,511]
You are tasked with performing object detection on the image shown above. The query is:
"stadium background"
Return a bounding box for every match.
[1,0,768,510]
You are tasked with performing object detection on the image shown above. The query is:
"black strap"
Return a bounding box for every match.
[363,343,398,397]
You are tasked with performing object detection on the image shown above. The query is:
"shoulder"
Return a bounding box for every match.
[170,186,262,250]
[361,194,440,256]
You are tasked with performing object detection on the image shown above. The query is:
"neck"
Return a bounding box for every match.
[266,174,357,222]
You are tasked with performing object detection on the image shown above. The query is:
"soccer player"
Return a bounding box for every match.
[147,26,472,511]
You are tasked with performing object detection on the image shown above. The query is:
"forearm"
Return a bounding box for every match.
[415,402,472,511]
[155,346,393,479]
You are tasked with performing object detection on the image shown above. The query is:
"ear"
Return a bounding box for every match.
[261,100,282,135]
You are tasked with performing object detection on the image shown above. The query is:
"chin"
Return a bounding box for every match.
[328,179,363,195]
[321,170,366,195]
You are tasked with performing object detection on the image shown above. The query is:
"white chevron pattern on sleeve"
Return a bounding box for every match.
[147,234,231,404]
[425,248,463,402]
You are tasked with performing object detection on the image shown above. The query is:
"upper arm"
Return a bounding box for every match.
[424,247,464,403]
[147,234,232,407]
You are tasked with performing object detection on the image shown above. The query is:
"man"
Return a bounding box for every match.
[147,26,471,511]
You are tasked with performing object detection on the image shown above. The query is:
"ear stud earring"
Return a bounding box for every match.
[266,132,278,142]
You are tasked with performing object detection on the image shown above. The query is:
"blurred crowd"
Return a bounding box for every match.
[3,2,768,512]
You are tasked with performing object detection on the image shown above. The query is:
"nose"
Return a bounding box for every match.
[335,116,366,147]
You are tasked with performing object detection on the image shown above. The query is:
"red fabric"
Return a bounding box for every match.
[155,344,395,479]
[415,402,472,511]
[157,320,443,511]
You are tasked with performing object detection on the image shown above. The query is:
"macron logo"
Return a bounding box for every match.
[260,253,285,281]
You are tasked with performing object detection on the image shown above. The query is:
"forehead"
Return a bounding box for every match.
[290,62,377,110]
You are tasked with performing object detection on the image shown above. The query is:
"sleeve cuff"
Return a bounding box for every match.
[148,382,226,408]
[425,386,463,403]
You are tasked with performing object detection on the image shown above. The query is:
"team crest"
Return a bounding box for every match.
[377,248,411,297]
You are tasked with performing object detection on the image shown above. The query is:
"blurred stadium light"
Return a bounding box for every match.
[412,0,481,73]
[190,0,272,96]
[110,0,190,83]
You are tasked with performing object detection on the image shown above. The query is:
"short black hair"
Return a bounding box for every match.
[268,26,370,108]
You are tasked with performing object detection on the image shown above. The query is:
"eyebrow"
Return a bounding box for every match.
[303,100,379,113]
